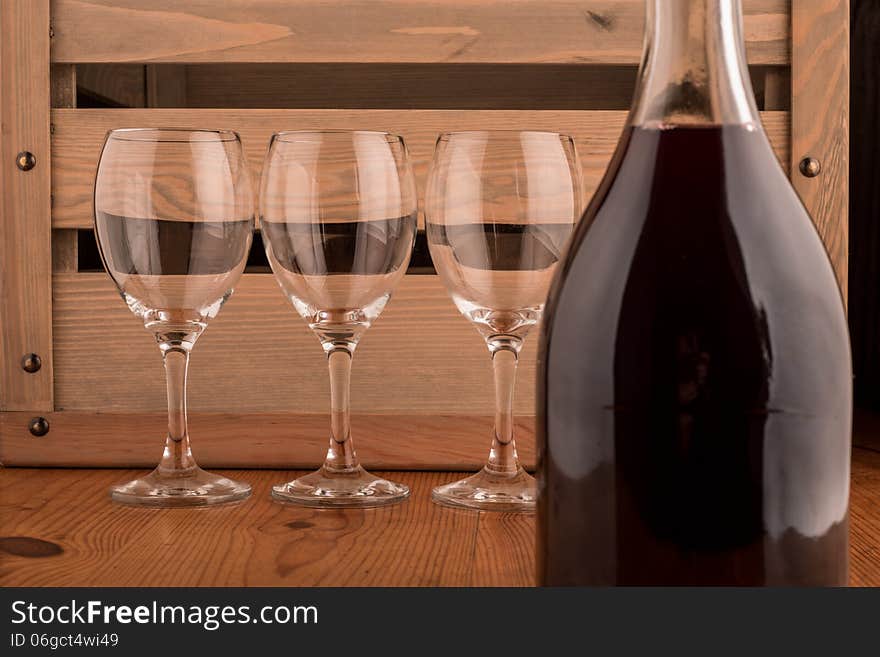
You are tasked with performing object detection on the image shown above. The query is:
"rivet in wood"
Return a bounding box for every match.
[29,417,50,437]
[21,353,42,373]
[16,151,36,171]
[799,157,821,178]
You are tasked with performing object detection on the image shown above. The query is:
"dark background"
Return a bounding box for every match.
[851,0,880,412]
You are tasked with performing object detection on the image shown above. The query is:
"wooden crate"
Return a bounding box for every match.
[0,0,849,469]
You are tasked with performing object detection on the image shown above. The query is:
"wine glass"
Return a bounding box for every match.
[425,130,584,511]
[260,130,417,507]
[94,128,254,506]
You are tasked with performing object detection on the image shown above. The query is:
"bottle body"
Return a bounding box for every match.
[537,0,851,586]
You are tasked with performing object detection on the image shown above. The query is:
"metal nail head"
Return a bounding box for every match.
[29,417,50,437]
[21,353,42,373]
[16,151,36,171]
[799,157,821,178]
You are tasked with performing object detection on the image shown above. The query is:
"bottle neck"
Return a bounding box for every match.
[629,0,760,128]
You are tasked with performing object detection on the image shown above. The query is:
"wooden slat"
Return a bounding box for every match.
[0,411,537,470]
[2,447,880,586]
[763,67,791,110]
[0,0,54,411]
[50,68,79,274]
[50,63,77,107]
[51,229,78,272]
[791,0,850,299]
[52,273,539,414]
[49,0,790,65]
[50,108,792,229]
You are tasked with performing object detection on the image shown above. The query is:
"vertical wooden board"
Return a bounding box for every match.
[50,67,78,275]
[0,0,53,410]
[763,67,791,110]
[791,0,850,298]
[51,230,78,273]
[50,63,77,108]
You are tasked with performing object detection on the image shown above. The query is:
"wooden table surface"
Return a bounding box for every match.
[2,449,879,587]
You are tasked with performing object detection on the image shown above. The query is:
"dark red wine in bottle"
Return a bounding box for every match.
[537,0,851,586]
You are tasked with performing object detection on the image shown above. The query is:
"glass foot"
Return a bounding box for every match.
[431,466,535,512]
[110,466,252,507]
[272,465,410,508]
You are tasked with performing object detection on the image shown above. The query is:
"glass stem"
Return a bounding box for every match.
[157,343,197,475]
[323,344,359,473]
[486,338,521,475]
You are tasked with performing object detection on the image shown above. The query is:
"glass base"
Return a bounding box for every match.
[110,466,252,507]
[431,466,535,512]
[271,465,410,508]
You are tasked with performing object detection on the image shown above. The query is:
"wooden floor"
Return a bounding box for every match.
[2,449,880,586]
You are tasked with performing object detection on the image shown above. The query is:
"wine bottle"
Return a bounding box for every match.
[537,0,851,586]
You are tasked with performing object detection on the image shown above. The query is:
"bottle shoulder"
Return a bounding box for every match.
[542,125,848,372]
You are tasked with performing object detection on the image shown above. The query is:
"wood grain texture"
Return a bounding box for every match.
[49,0,790,65]
[50,108,792,229]
[75,63,145,107]
[50,229,78,272]
[51,273,539,414]
[762,66,791,110]
[0,469,482,586]
[0,0,54,411]
[2,449,879,586]
[49,70,78,274]
[849,447,880,586]
[0,411,536,470]
[50,63,76,107]
[791,0,850,299]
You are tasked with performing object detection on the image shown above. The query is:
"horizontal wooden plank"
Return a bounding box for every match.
[50,0,790,65]
[51,108,791,229]
[0,412,536,469]
[52,273,538,414]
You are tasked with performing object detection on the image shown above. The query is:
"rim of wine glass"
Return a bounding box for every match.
[272,129,405,144]
[437,129,576,142]
[106,127,241,143]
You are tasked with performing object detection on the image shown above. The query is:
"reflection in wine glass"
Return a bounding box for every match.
[426,130,584,511]
[94,128,254,506]
[261,130,417,507]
